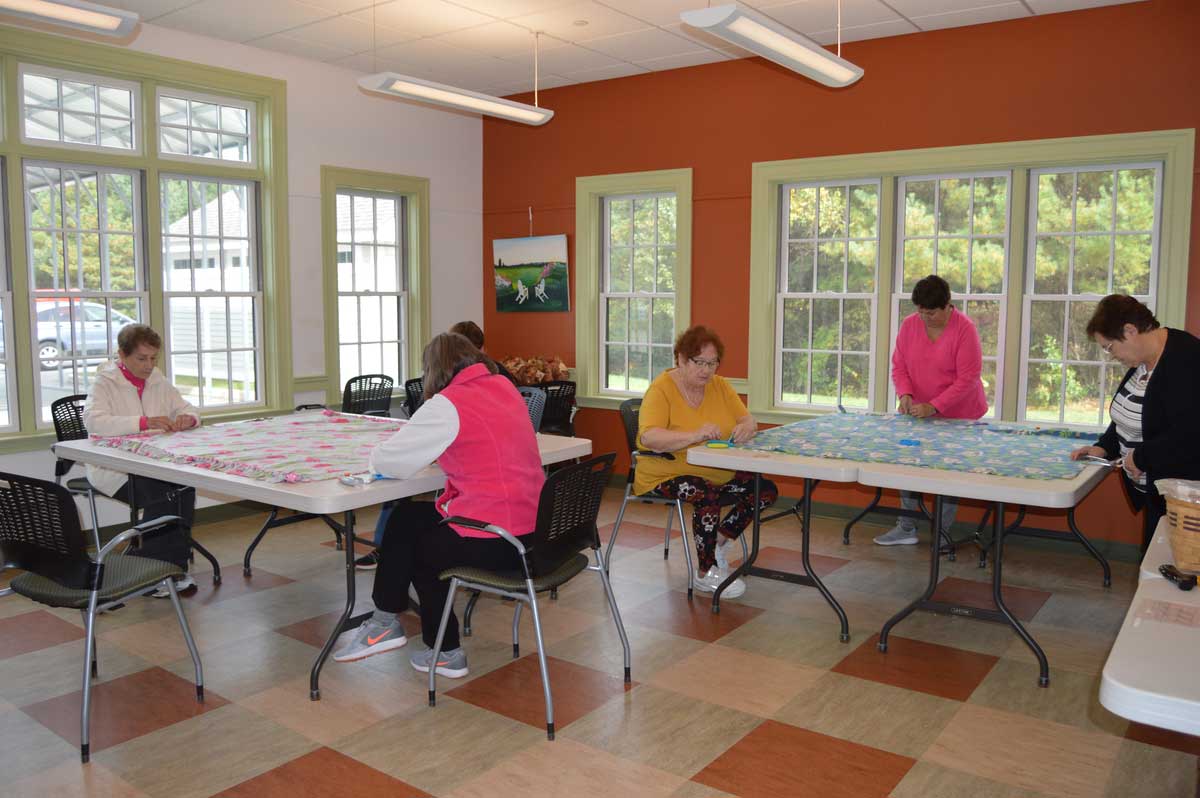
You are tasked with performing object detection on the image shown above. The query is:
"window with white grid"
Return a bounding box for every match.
[601,193,678,394]
[0,159,12,431]
[891,173,1011,416]
[335,190,407,389]
[1019,163,1161,426]
[161,175,261,408]
[157,88,253,166]
[24,162,145,422]
[776,180,879,409]
[20,65,137,152]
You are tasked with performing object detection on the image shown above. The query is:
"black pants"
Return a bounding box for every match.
[372,499,523,650]
[112,476,195,571]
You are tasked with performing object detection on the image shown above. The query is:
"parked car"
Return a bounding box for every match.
[36,301,136,370]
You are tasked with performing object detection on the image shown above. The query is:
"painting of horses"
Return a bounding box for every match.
[493,234,569,313]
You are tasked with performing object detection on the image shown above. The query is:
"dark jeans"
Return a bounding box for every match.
[112,476,195,571]
[372,499,523,650]
[650,471,779,572]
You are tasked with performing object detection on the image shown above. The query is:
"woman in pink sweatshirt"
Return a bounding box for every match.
[874,274,987,546]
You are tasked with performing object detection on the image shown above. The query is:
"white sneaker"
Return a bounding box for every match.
[714,538,734,571]
[873,525,919,546]
[150,573,196,599]
[693,566,745,598]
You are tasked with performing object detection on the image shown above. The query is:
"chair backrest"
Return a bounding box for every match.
[342,374,394,416]
[50,394,89,478]
[617,398,642,454]
[540,380,576,434]
[403,377,425,417]
[518,386,546,431]
[527,453,615,576]
[0,472,96,590]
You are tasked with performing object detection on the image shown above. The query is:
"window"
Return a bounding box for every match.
[776,180,879,409]
[157,89,253,165]
[0,166,12,431]
[601,192,677,394]
[1019,164,1161,425]
[892,173,1010,415]
[20,65,137,152]
[161,175,260,407]
[25,162,144,422]
[335,190,406,388]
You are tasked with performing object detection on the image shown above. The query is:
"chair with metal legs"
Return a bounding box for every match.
[0,472,204,763]
[49,394,102,551]
[427,453,630,740]
[518,386,547,431]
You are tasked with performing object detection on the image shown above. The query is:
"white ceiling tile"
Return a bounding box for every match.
[347,0,496,37]
[332,51,382,71]
[435,21,541,58]
[911,2,1030,31]
[284,14,415,51]
[584,26,704,60]
[509,0,651,42]
[885,0,1001,15]
[561,61,650,81]
[154,0,334,42]
[808,17,920,44]
[292,0,375,12]
[503,41,623,73]
[633,48,730,70]
[253,33,357,60]
[762,0,901,35]
[593,0,706,27]
[450,0,577,17]
[665,20,752,56]
[102,0,198,19]
[488,72,575,94]
[1025,0,1146,13]
[374,36,494,68]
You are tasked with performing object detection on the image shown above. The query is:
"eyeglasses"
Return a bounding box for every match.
[1100,341,1116,357]
[689,357,720,369]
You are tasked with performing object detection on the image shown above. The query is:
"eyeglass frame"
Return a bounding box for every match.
[688,356,721,369]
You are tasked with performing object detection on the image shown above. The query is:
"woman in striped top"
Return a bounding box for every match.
[1071,295,1200,549]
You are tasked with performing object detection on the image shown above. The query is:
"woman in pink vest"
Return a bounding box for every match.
[334,332,545,677]
[874,274,988,546]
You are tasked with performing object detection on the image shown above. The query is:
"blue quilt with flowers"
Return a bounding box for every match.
[740,413,1094,480]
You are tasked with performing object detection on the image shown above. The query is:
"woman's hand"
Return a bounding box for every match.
[1123,450,1144,479]
[171,415,198,432]
[145,416,173,431]
[910,402,937,419]
[694,423,722,444]
[731,416,757,444]
[1070,445,1107,461]
[897,394,913,415]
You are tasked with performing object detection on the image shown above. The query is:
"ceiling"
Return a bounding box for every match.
[94,0,1140,97]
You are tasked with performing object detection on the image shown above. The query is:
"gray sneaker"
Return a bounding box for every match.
[333,616,407,662]
[873,524,919,546]
[409,647,469,678]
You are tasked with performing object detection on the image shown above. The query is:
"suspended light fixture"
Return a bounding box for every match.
[680,2,863,88]
[358,30,554,126]
[0,0,138,37]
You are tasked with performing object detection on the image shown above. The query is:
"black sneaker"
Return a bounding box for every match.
[355,550,381,570]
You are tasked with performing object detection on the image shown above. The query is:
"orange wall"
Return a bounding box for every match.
[481,0,1200,546]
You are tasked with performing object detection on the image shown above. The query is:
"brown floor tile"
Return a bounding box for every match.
[692,719,916,798]
[924,704,1121,798]
[276,608,421,649]
[601,519,682,550]
[0,610,85,660]
[446,654,632,732]
[1125,722,1200,756]
[215,746,429,797]
[930,577,1052,623]
[832,634,998,701]
[647,643,823,717]
[183,568,295,607]
[753,546,851,578]
[624,591,764,643]
[21,666,228,752]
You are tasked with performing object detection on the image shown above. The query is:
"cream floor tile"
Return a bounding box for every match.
[968,658,1129,737]
[466,599,604,650]
[7,759,150,798]
[356,634,521,689]
[882,607,1022,657]
[647,643,824,718]
[0,638,151,707]
[890,760,1048,798]
[96,704,317,798]
[1001,624,1119,676]
[0,707,82,782]
[1029,590,1134,638]
[446,736,686,798]
[561,684,762,778]
[191,580,346,630]
[715,610,860,669]
[161,632,321,701]
[820,559,935,602]
[775,671,962,759]
[924,704,1121,798]
[553,573,672,616]
[98,604,273,666]
[1103,738,1198,798]
[670,782,738,798]
[551,617,707,679]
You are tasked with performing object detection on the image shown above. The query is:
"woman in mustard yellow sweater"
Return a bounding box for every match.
[637,326,776,598]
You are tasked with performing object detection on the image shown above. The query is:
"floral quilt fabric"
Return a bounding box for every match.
[740,413,1094,480]
[91,410,404,483]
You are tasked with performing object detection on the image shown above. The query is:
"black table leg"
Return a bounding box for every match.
[310,509,367,700]
[1067,507,1112,588]
[799,477,850,642]
[842,487,882,545]
[991,502,1050,687]
[713,472,763,614]
[879,494,944,651]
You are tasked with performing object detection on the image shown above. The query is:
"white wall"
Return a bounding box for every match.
[0,21,483,526]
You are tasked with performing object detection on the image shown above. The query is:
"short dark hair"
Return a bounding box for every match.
[421,332,496,400]
[674,325,725,362]
[449,320,484,349]
[117,324,162,356]
[911,274,950,309]
[1085,294,1160,341]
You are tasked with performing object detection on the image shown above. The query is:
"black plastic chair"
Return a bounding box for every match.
[518,386,547,431]
[403,377,425,418]
[342,374,394,417]
[49,394,101,550]
[539,380,576,436]
[428,453,629,740]
[0,472,204,763]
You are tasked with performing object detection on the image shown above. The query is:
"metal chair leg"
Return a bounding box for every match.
[166,578,204,702]
[663,506,673,560]
[80,591,99,763]
[81,610,99,678]
[595,550,631,683]
[86,489,102,552]
[428,578,460,707]
[603,488,633,573]
[525,578,555,740]
[462,590,481,637]
[511,601,523,658]
[676,500,695,599]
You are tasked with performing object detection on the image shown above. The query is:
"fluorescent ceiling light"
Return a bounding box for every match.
[0,0,138,37]
[358,73,554,126]
[680,4,863,88]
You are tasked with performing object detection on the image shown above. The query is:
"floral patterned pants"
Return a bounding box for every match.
[650,471,779,573]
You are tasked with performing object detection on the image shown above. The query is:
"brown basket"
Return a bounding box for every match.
[1165,497,1200,573]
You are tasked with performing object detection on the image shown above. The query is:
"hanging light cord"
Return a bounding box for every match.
[534,31,540,108]
[837,0,842,58]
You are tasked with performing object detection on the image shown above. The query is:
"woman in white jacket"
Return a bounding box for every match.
[83,324,201,596]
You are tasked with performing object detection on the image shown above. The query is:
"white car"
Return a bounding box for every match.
[36,302,136,370]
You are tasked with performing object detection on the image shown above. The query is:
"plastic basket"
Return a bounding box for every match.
[1165,497,1200,573]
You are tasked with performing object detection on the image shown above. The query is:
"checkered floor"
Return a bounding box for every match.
[1,489,1195,797]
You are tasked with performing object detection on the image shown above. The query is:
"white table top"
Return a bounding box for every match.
[54,431,592,516]
[1141,518,1173,582]
[687,445,859,482]
[855,460,1108,509]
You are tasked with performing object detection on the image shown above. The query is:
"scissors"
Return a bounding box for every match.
[1079,454,1122,467]
[705,432,737,449]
